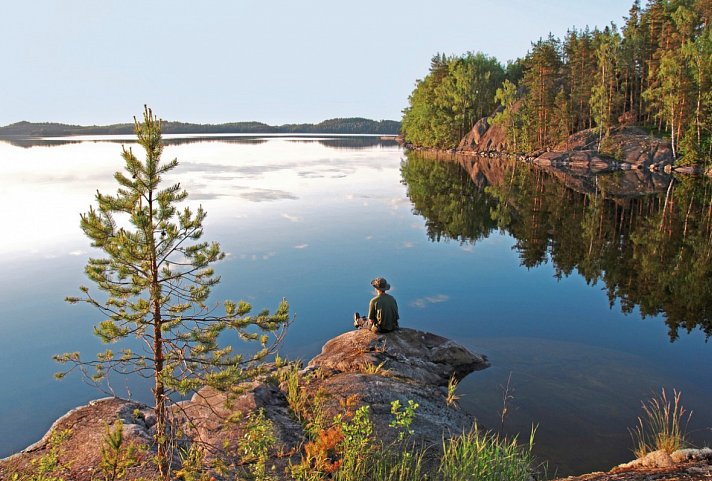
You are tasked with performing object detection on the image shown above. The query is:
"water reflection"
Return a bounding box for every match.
[401,152,712,341]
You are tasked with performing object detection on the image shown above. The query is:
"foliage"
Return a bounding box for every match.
[439,426,538,481]
[240,408,277,481]
[629,388,692,457]
[99,420,145,481]
[402,1,712,164]
[334,406,375,480]
[8,430,72,481]
[174,444,211,481]
[401,52,505,149]
[281,362,330,438]
[491,79,522,151]
[56,106,289,479]
[389,400,419,441]
[292,396,425,481]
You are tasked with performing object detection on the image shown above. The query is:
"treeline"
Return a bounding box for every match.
[402,0,712,164]
[0,117,401,137]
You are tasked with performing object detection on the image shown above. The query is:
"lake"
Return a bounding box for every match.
[0,135,710,476]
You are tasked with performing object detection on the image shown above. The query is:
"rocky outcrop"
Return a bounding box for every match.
[553,127,674,167]
[451,113,687,176]
[555,448,712,481]
[0,328,488,480]
[308,328,489,386]
[458,104,512,153]
[0,398,157,481]
[303,328,489,446]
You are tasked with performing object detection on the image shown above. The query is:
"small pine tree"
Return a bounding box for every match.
[100,420,141,481]
[56,106,289,479]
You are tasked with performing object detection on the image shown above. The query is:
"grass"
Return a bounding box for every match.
[361,361,388,375]
[446,374,460,407]
[630,388,692,458]
[439,425,538,481]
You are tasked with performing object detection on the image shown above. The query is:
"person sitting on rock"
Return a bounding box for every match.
[354,277,399,333]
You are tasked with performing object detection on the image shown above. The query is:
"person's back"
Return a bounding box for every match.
[368,291,399,332]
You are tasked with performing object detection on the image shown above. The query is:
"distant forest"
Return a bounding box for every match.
[0,117,401,137]
[401,0,711,164]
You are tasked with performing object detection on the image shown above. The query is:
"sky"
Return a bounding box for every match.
[0,0,635,126]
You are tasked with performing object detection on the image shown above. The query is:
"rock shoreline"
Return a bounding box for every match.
[402,125,711,177]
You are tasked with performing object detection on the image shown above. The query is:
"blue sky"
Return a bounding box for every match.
[1,1,634,125]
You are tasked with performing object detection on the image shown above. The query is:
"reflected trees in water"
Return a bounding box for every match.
[400,152,712,341]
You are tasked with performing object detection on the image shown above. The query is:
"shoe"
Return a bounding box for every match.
[353,312,361,328]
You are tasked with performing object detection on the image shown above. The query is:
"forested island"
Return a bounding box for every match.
[401,0,711,167]
[0,117,401,137]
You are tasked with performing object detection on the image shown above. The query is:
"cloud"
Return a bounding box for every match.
[293,243,309,249]
[401,241,414,248]
[282,213,303,222]
[177,161,290,179]
[410,294,450,309]
[238,189,298,202]
[68,249,85,256]
[298,170,348,179]
[249,252,277,261]
[187,192,227,200]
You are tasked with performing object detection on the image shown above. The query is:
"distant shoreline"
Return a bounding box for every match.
[0,117,401,138]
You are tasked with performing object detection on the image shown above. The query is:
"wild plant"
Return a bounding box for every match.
[174,444,210,481]
[498,371,515,432]
[333,406,374,481]
[446,374,460,407]
[629,388,692,457]
[361,361,388,375]
[9,429,73,481]
[389,400,419,442]
[240,408,277,481]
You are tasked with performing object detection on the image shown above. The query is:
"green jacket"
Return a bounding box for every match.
[368,292,399,332]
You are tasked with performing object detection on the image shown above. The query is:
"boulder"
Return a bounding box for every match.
[307,327,489,386]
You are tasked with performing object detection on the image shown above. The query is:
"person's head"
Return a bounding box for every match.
[371,277,390,294]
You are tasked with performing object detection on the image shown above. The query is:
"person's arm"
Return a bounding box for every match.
[367,297,378,322]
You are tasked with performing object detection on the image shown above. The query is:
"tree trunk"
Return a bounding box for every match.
[670,98,677,159]
[148,187,169,480]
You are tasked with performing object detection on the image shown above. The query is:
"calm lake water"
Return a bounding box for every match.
[0,135,710,475]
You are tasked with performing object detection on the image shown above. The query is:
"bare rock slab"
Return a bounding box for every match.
[307,327,490,386]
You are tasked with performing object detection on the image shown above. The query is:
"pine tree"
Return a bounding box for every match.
[521,35,563,150]
[590,26,623,146]
[57,107,290,479]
